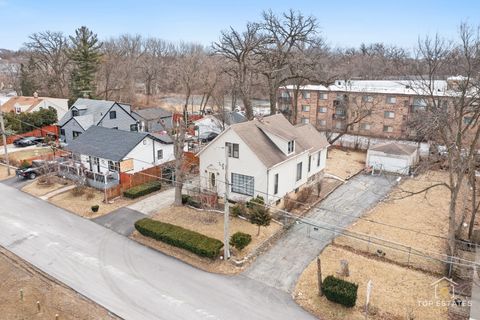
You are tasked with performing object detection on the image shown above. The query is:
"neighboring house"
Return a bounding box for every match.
[195,111,248,136]
[366,142,419,175]
[1,95,69,119]
[198,114,329,204]
[279,78,462,140]
[59,98,139,142]
[64,126,173,189]
[132,107,173,133]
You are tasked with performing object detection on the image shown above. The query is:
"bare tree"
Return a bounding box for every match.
[257,9,319,115]
[24,31,70,97]
[213,23,264,119]
[408,24,480,273]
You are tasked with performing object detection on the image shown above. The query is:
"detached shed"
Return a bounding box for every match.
[367,142,419,175]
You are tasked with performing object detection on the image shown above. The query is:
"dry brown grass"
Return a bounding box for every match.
[326,148,366,180]
[294,246,448,320]
[0,164,14,180]
[0,247,118,320]
[335,171,452,274]
[22,176,72,197]
[1,147,53,163]
[49,186,134,219]
[132,206,282,274]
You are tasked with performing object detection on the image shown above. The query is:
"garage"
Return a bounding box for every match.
[366,142,419,175]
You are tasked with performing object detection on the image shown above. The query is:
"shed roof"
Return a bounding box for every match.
[369,142,418,156]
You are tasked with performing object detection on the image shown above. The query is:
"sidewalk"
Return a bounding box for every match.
[127,187,174,215]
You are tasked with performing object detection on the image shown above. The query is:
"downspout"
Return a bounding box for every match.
[266,169,270,204]
[152,139,156,165]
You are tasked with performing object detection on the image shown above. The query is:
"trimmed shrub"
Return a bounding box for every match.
[322,275,358,308]
[231,202,247,217]
[91,205,99,212]
[229,232,252,250]
[296,186,313,203]
[181,194,191,204]
[134,218,223,259]
[187,197,201,208]
[124,181,161,199]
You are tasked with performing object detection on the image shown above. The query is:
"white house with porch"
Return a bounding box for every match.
[197,114,329,204]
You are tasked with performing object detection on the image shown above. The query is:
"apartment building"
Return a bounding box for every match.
[279,79,454,140]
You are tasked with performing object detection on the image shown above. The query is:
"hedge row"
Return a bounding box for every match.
[181,194,201,208]
[134,218,224,259]
[124,181,161,199]
[322,275,358,308]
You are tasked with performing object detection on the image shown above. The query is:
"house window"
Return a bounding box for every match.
[413,98,427,111]
[109,111,116,119]
[231,173,254,196]
[226,142,239,158]
[288,140,295,153]
[281,91,290,98]
[296,162,303,181]
[274,173,279,195]
[319,93,328,100]
[302,105,310,112]
[93,157,100,172]
[360,123,371,130]
[318,107,327,113]
[130,123,138,131]
[363,95,374,102]
[317,119,326,127]
[108,161,119,171]
[157,149,163,160]
[60,128,65,136]
[301,117,309,124]
[72,109,79,117]
[72,131,82,139]
[386,96,397,104]
[464,117,473,125]
[308,155,311,172]
[112,127,118,129]
[384,111,395,119]
[317,151,321,167]
[302,91,310,99]
[210,172,216,188]
[383,125,393,133]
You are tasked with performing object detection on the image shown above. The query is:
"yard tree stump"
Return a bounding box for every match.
[336,259,349,277]
[317,257,323,296]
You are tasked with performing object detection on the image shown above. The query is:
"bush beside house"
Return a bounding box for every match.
[124,181,161,199]
[322,275,358,308]
[134,218,224,259]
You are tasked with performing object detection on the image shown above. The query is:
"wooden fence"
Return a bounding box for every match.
[106,165,165,200]
[3,125,59,145]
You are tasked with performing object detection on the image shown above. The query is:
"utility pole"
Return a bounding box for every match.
[223,144,230,259]
[0,108,11,176]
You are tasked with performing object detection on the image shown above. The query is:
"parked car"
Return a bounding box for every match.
[16,160,56,180]
[14,136,44,147]
[199,131,218,143]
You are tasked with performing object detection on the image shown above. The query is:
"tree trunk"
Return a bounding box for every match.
[243,97,253,120]
[291,86,300,125]
[317,257,323,296]
[268,78,277,115]
[469,169,478,239]
[446,186,459,276]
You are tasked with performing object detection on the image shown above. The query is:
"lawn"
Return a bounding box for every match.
[49,186,135,218]
[131,206,282,274]
[294,246,447,320]
[1,147,53,164]
[325,148,366,180]
[0,164,14,180]
[22,176,72,197]
[0,247,118,320]
[335,170,455,274]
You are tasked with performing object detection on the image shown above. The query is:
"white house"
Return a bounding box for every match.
[366,142,419,175]
[0,95,69,119]
[197,114,329,204]
[65,126,173,189]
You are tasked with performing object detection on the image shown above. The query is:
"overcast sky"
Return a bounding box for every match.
[0,0,478,51]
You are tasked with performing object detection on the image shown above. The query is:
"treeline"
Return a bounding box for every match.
[4,107,57,134]
[2,9,474,119]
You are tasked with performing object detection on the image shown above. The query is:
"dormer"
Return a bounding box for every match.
[257,124,296,156]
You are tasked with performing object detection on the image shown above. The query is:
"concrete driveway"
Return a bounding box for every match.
[244,174,395,292]
[0,183,313,320]
[127,187,175,215]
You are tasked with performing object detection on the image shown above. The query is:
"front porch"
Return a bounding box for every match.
[58,162,120,189]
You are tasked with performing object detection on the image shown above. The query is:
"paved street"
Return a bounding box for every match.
[1,175,31,189]
[244,174,396,292]
[0,183,313,320]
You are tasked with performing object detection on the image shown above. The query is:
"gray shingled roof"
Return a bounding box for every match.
[369,142,417,155]
[65,126,166,161]
[228,114,329,168]
[133,107,172,120]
